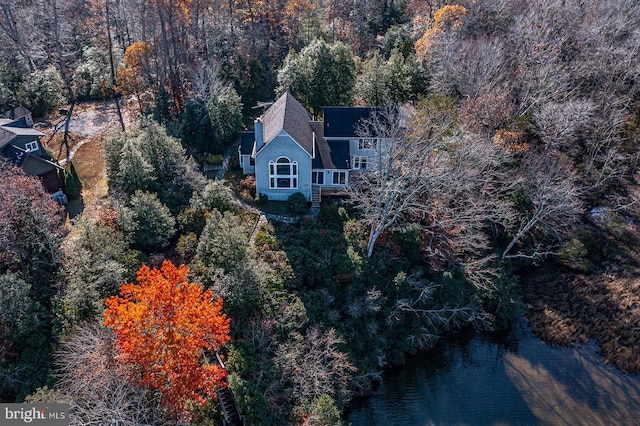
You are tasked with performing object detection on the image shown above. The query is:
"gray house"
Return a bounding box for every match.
[1,107,63,193]
[239,92,379,202]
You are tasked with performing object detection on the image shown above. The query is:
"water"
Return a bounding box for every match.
[348,321,640,425]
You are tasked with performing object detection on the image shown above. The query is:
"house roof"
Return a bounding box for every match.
[326,140,350,169]
[2,106,31,121]
[323,106,378,138]
[239,131,255,156]
[262,92,314,156]
[0,124,43,137]
[309,122,349,169]
[311,121,334,169]
[0,119,44,149]
[2,144,61,171]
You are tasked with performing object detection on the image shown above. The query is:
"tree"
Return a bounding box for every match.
[59,217,138,327]
[0,273,41,360]
[276,327,355,407]
[346,104,454,257]
[415,4,468,61]
[119,190,176,249]
[0,159,64,280]
[501,152,582,260]
[60,161,83,201]
[190,180,234,214]
[194,209,249,275]
[355,49,425,106]
[104,118,206,210]
[51,322,165,425]
[103,261,231,419]
[117,41,153,113]
[206,84,243,152]
[276,38,356,116]
[19,66,66,117]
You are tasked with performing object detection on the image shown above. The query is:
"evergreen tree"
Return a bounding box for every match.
[119,190,176,249]
[277,39,356,116]
[194,209,249,275]
[206,84,243,152]
[61,162,83,201]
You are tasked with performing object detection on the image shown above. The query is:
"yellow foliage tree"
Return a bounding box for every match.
[415,5,468,60]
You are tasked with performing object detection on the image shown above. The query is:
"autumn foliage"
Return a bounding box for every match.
[103,261,231,418]
[415,5,468,60]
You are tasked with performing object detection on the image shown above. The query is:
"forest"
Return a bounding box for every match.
[1,0,640,424]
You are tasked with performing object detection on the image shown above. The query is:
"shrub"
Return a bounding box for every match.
[204,154,223,165]
[60,162,83,200]
[288,192,308,215]
[558,237,590,272]
[240,175,257,198]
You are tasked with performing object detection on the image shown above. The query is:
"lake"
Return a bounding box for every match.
[348,320,640,425]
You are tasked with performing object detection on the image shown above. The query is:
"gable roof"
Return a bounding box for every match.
[2,106,32,121]
[262,92,314,156]
[323,106,378,138]
[0,118,44,148]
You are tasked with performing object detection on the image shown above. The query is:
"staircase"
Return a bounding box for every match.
[216,386,243,426]
[311,185,321,208]
[213,351,244,426]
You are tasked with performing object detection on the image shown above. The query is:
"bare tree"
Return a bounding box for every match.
[501,152,582,260]
[346,104,454,258]
[276,327,356,406]
[388,274,491,350]
[54,322,167,426]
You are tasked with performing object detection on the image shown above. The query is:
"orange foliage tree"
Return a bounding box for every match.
[415,5,468,60]
[116,41,152,112]
[103,260,231,419]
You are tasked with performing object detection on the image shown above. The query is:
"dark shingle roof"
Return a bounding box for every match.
[327,140,350,169]
[2,117,31,129]
[262,92,314,156]
[310,121,332,169]
[239,131,255,155]
[323,107,378,138]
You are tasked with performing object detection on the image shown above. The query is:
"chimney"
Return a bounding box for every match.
[254,119,264,152]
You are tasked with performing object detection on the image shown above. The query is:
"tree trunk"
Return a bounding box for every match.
[105,0,125,132]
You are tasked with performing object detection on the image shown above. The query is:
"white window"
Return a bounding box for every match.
[332,171,347,185]
[25,141,38,152]
[358,138,377,150]
[312,171,324,185]
[269,157,298,189]
[352,156,368,170]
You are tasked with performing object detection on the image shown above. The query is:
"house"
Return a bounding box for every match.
[1,107,63,193]
[239,92,380,202]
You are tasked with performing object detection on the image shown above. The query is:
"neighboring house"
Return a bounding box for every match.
[1,107,63,193]
[239,92,379,202]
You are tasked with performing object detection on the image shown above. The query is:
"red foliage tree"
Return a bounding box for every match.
[0,159,64,272]
[103,260,231,419]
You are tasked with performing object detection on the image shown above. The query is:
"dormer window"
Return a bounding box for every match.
[25,141,38,152]
[269,156,298,189]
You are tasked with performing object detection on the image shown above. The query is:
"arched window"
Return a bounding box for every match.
[269,157,298,189]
